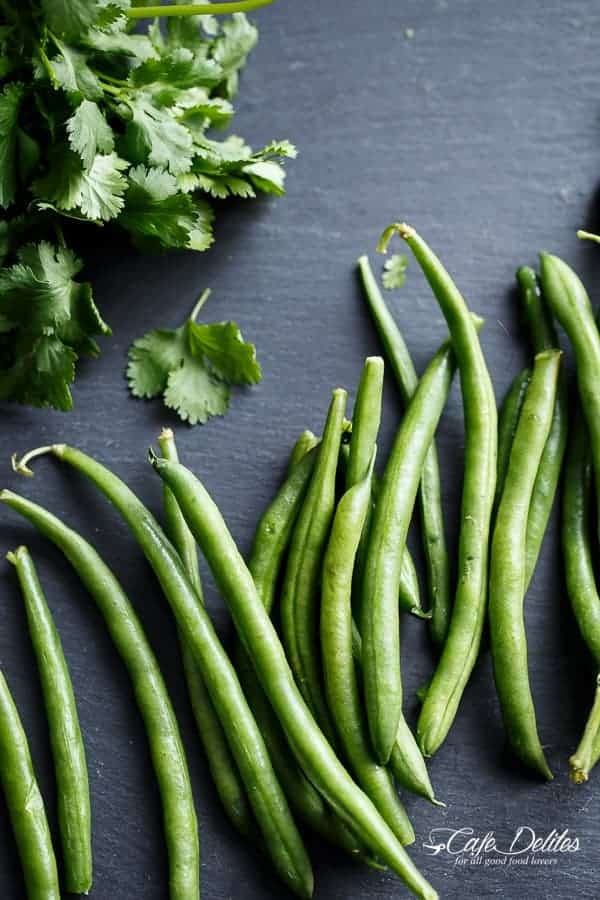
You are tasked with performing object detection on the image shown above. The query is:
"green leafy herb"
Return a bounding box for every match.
[0,0,292,410]
[382,253,408,290]
[127,288,261,424]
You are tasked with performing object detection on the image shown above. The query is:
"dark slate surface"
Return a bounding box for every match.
[2,1,600,897]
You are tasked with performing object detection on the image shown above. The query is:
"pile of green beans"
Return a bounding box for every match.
[5,226,600,900]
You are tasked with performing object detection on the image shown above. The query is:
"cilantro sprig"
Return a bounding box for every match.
[0,0,293,411]
[127,287,261,424]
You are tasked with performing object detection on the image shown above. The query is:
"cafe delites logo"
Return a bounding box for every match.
[423,826,580,868]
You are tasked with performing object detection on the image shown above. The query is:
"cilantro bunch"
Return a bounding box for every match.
[0,0,294,410]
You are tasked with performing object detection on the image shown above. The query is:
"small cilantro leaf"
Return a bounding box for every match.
[242,159,286,196]
[33,150,128,221]
[122,93,194,174]
[67,100,114,168]
[164,360,229,425]
[189,320,261,383]
[127,289,261,425]
[382,254,408,289]
[119,164,206,251]
[211,13,257,98]
[0,84,25,208]
[49,41,104,101]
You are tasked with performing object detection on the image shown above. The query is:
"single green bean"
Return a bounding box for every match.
[280,389,346,741]
[358,254,451,646]
[496,369,531,506]
[0,492,198,900]
[570,676,600,783]
[341,446,425,619]
[7,546,91,894]
[10,448,312,900]
[517,266,568,587]
[289,431,319,472]
[148,454,439,900]
[563,410,600,667]
[0,669,59,900]
[540,253,600,540]
[157,429,254,840]
[379,224,497,758]
[563,408,600,783]
[361,340,457,764]
[489,350,561,780]
[351,621,439,805]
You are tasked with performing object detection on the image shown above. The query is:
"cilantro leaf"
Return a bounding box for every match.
[188,320,261,383]
[67,100,114,168]
[33,150,128,221]
[382,254,408,290]
[242,160,286,195]
[49,40,104,101]
[0,241,110,409]
[122,93,194,174]
[127,289,261,425]
[118,164,211,251]
[41,0,100,40]
[164,360,229,424]
[0,84,24,208]
[211,13,257,98]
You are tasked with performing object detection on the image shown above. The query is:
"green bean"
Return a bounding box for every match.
[341,446,425,619]
[570,676,600,784]
[563,410,600,668]
[489,349,561,780]
[147,453,439,900]
[157,429,254,840]
[379,224,497,758]
[351,619,439,805]
[0,669,59,900]
[517,266,568,587]
[361,340,457,764]
[540,253,600,539]
[0,491,198,900]
[7,546,91,894]
[10,447,313,899]
[358,254,451,646]
[563,408,600,783]
[321,359,414,846]
[496,369,531,506]
[289,431,319,472]
[280,388,346,741]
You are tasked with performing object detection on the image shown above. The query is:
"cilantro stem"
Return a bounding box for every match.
[126,0,273,19]
[189,289,212,322]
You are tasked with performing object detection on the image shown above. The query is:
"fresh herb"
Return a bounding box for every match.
[127,288,261,424]
[382,253,408,289]
[0,0,293,411]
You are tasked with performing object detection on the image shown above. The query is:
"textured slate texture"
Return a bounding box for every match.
[2,1,600,897]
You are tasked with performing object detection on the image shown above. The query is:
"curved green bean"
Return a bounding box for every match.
[351,621,439,805]
[517,266,568,587]
[147,453,439,899]
[489,349,561,780]
[358,254,451,646]
[7,546,91,894]
[10,448,312,900]
[379,224,497,759]
[540,253,600,538]
[496,369,531,506]
[563,409,600,783]
[157,429,254,840]
[0,491,198,900]
[0,669,59,900]
[280,388,346,741]
[361,340,457,764]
